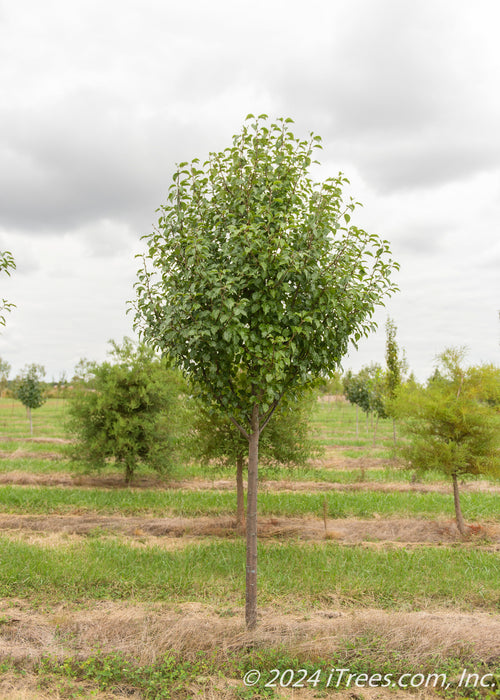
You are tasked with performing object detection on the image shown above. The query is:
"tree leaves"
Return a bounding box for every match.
[133,116,399,434]
[66,339,186,483]
[17,364,46,411]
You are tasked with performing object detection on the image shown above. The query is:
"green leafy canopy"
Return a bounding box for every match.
[16,364,46,411]
[133,116,399,433]
[394,348,500,480]
[66,339,186,483]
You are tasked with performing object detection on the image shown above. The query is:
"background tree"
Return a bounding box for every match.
[384,317,407,443]
[133,115,398,628]
[0,358,11,397]
[367,364,388,445]
[343,364,387,443]
[394,348,500,535]
[343,369,371,437]
[16,364,46,436]
[317,371,344,397]
[191,389,319,529]
[67,338,185,484]
[71,358,96,386]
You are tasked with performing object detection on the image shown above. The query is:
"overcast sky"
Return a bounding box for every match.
[0,0,499,383]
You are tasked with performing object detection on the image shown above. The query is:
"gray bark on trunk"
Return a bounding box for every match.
[124,461,134,486]
[236,453,245,530]
[452,473,467,536]
[245,403,259,630]
[372,414,379,446]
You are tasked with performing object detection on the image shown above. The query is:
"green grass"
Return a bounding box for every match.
[311,401,395,439]
[1,396,499,698]
[1,456,497,488]
[0,439,68,455]
[0,537,498,610]
[0,484,499,520]
[4,648,496,699]
[0,458,78,474]
[258,464,451,484]
[0,397,68,438]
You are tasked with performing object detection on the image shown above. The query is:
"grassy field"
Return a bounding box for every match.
[0,537,498,609]
[0,396,499,699]
[0,483,499,519]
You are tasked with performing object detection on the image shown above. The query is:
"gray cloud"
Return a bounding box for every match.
[277,1,500,191]
[4,0,497,238]
[0,0,499,380]
[0,91,201,232]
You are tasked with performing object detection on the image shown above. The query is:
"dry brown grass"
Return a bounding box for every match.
[0,671,143,699]
[1,600,499,669]
[0,672,423,700]
[0,513,498,549]
[1,469,499,494]
[0,451,64,460]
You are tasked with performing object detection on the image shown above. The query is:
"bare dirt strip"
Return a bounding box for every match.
[1,470,500,496]
[0,601,499,699]
[0,513,498,548]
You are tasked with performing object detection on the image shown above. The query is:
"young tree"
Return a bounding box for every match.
[67,338,185,484]
[384,317,407,443]
[133,115,398,628]
[394,348,500,535]
[0,357,11,396]
[191,390,319,529]
[0,250,15,327]
[16,364,46,435]
[343,364,387,443]
[343,370,371,437]
[317,371,344,396]
[367,364,388,445]
[71,358,96,386]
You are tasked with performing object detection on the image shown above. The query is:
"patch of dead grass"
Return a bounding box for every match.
[0,513,498,548]
[0,451,64,460]
[1,600,498,669]
[0,671,143,699]
[1,470,499,495]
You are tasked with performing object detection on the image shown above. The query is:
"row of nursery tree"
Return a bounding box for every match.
[5,331,499,541]
[2,339,319,531]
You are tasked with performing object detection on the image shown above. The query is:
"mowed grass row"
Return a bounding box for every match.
[0,536,498,610]
[0,484,499,520]
[0,440,69,455]
[0,398,68,438]
[0,456,466,486]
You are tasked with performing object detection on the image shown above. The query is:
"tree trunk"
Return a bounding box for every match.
[236,453,245,530]
[124,461,134,486]
[245,403,259,630]
[452,473,467,536]
[372,414,379,446]
[28,407,33,437]
[355,405,358,438]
